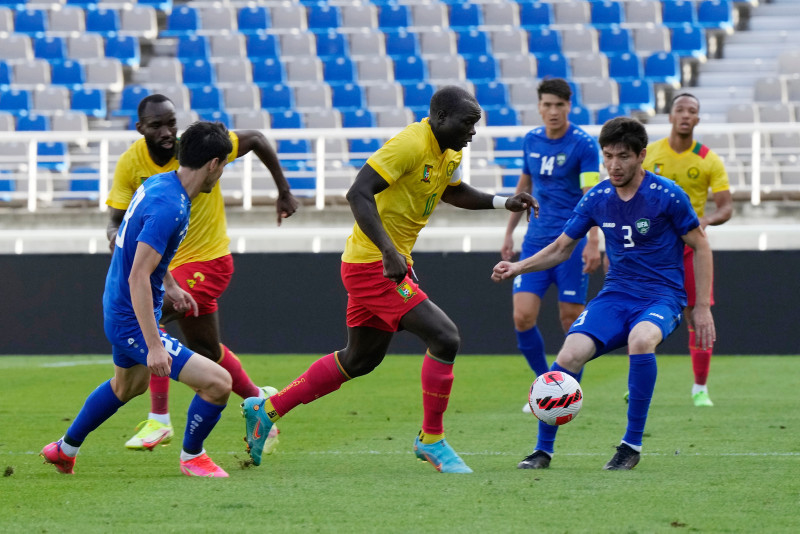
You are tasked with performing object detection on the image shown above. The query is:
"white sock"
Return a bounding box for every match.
[621,440,642,452]
[149,412,171,426]
[534,450,553,458]
[692,384,708,396]
[180,449,205,462]
[58,437,79,457]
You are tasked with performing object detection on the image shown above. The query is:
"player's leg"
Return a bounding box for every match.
[684,247,715,406]
[513,291,548,375]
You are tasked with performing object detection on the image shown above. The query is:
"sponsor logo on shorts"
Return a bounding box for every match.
[396,281,417,303]
[648,312,664,320]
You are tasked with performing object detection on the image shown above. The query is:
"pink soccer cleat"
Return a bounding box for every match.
[179,453,229,478]
[41,441,76,475]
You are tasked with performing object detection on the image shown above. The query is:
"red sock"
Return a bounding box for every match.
[421,352,454,436]
[218,344,261,399]
[689,328,712,385]
[149,374,170,415]
[270,353,349,417]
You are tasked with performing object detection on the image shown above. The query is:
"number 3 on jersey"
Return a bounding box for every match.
[116,185,146,249]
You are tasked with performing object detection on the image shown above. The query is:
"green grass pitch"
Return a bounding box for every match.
[1,354,799,533]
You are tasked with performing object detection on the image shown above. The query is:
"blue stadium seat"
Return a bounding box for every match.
[618,79,654,112]
[595,103,631,124]
[86,7,120,37]
[17,114,50,131]
[536,53,570,79]
[323,56,356,84]
[0,60,10,85]
[591,1,624,28]
[385,30,419,59]
[316,31,348,59]
[37,141,68,172]
[528,27,562,57]
[51,60,85,89]
[494,135,524,167]
[402,81,434,112]
[378,4,411,31]
[644,51,681,86]
[0,90,32,118]
[177,35,210,61]
[260,84,294,112]
[34,36,67,61]
[71,87,107,118]
[519,1,552,29]
[252,58,286,85]
[182,58,215,87]
[449,3,483,30]
[112,85,149,117]
[569,105,591,125]
[137,0,173,13]
[598,26,633,55]
[341,108,375,128]
[393,55,427,83]
[271,109,304,129]
[247,34,280,60]
[457,29,491,58]
[697,0,734,31]
[485,106,518,126]
[14,9,47,36]
[105,35,140,68]
[349,138,381,167]
[671,24,708,60]
[286,173,315,190]
[69,167,100,199]
[307,4,341,32]
[607,52,642,81]
[64,1,100,7]
[331,82,365,110]
[200,110,231,128]
[238,6,270,35]
[465,54,498,82]
[661,0,697,28]
[161,5,199,37]
[475,80,509,108]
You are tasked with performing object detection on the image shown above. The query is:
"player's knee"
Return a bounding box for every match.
[513,309,537,331]
[203,366,232,402]
[429,326,460,362]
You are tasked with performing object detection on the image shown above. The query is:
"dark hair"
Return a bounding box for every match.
[537,78,572,102]
[137,94,173,120]
[178,121,233,170]
[598,117,648,154]
[669,92,700,112]
[430,85,478,117]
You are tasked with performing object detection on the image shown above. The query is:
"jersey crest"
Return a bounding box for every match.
[687,167,700,180]
[421,164,433,183]
[653,163,663,175]
[446,160,457,177]
[396,281,417,302]
[556,153,567,166]
[635,218,651,235]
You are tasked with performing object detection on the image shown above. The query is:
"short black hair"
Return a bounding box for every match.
[537,78,572,102]
[178,121,232,170]
[669,93,700,112]
[137,94,173,121]
[598,117,648,154]
[430,85,478,117]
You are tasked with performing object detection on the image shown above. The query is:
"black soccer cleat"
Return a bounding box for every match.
[517,450,551,469]
[603,443,640,470]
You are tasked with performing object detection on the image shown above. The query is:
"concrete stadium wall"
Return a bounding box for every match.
[0,251,797,355]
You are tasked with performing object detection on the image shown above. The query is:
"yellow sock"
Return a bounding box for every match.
[264,399,281,423]
[419,431,445,445]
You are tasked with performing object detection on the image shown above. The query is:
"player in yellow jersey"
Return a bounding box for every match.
[241,86,537,472]
[106,94,298,450]
[643,93,732,407]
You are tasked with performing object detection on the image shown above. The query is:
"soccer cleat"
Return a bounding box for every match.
[241,397,273,466]
[623,390,629,403]
[125,419,174,450]
[413,436,473,474]
[259,386,280,455]
[517,450,551,469]
[522,402,532,414]
[603,443,641,470]
[693,391,714,407]
[179,453,229,478]
[41,441,76,475]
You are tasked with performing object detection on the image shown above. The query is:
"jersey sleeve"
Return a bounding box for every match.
[136,198,181,256]
[562,191,596,240]
[707,151,730,193]
[578,136,601,189]
[366,128,424,185]
[667,185,701,236]
[106,150,139,211]
[227,130,240,163]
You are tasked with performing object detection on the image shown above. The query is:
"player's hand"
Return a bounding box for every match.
[500,235,516,262]
[491,260,519,282]
[382,249,408,285]
[147,345,172,377]
[582,240,602,274]
[276,190,299,226]
[165,286,198,317]
[107,231,118,253]
[506,193,539,222]
[691,306,716,350]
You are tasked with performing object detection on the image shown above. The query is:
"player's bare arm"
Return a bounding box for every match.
[492,232,577,282]
[700,189,733,229]
[106,207,126,252]
[163,271,198,318]
[236,130,299,225]
[501,173,533,261]
[129,242,172,377]
[347,164,408,284]
[682,226,716,350]
[440,182,538,219]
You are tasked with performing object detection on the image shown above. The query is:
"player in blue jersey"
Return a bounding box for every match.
[41,121,236,478]
[493,117,716,470]
[501,79,601,411]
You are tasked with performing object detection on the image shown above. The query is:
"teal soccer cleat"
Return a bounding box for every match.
[413,436,473,474]
[241,397,274,466]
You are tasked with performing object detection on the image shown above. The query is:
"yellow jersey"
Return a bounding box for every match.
[342,118,462,265]
[106,132,240,267]
[643,137,729,218]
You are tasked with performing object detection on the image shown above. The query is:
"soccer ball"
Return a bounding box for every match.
[528,371,583,426]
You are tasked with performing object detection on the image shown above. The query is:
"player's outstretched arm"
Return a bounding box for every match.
[501,173,533,261]
[106,208,126,252]
[441,182,539,220]
[492,233,577,282]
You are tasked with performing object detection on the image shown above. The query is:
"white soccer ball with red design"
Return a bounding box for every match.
[528,371,583,426]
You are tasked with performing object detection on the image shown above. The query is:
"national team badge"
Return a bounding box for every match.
[635,218,650,235]
[421,164,433,183]
[396,281,417,302]
[653,164,663,175]
[556,153,566,166]
[688,167,700,179]
[446,160,457,177]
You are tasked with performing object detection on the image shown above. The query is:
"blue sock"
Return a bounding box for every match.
[623,353,657,447]
[517,326,549,376]
[534,362,581,454]
[182,395,225,455]
[64,380,124,446]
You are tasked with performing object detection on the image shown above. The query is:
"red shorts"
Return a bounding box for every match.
[170,254,234,316]
[683,245,714,308]
[341,261,428,332]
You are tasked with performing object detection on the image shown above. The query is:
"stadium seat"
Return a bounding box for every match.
[644,51,681,87]
[465,54,498,82]
[48,5,85,35]
[349,138,381,167]
[569,105,592,125]
[34,36,67,61]
[0,34,33,63]
[271,4,308,32]
[536,53,570,79]
[449,3,483,30]
[215,58,253,86]
[286,56,323,84]
[316,31,348,59]
[233,109,270,130]
[85,57,124,93]
[120,6,158,40]
[260,83,294,112]
[177,35,210,61]
[341,109,375,128]
[17,113,50,131]
[426,55,466,84]
[554,1,591,25]
[33,86,70,114]
[607,52,642,81]
[0,60,8,85]
[490,28,527,56]
[670,24,707,60]
[591,1,624,28]
[697,0,734,32]
[280,33,316,58]
[411,4,448,30]
[474,81,509,108]
[483,2,519,27]
[294,82,332,110]
[634,26,671,55]
[112,84,150,117]
[271,109,304,129]
[68,34,104,60]
[210,34,246,59]
[485,106,519,126]
[661,0,697,28]
[105,35,140,68]
[626,1,662,25]
[13,60,50,88]
[323,56,356,84]
[366,81,403,109]
[162,5,199,37]
[457,29,491,58]
[598,26,633,55]
[304,108,342,129]
[14,9,47,36]
[393,55,427,83]
[51,60,85,89]
[247,34,280,60]
[528,27,562,57]
[349,30,386,59]
[580,78,619,109]
[561,26,599,56]
[571,52,609,80]
[251,57,285,86]
[754,77,786,103]
[199,110,231,128]
[137,0,173,13]
[86,8,120,37]
[307,4,341,32]
[238,5,269,35]
[494,135,524,167]
[499,54,537,81]
[356,56,393,84]
[401,81,434,114]
[519,1,553,29]
[618,79,655,113]
[71,87,107,118]
[595,104,631,124]
[330,82,365,110]
[199,5,236,35]
[182,58,215,87]
[385,29,419,60]
[376,107,415,128]
[378,4,411,31]
[341,4,378,30]
[37,141,68,172]
[68,167,100,199]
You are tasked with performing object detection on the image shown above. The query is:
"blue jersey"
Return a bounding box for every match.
[521,123,600,246]
[563,171,699,304]
[103,171,190,328]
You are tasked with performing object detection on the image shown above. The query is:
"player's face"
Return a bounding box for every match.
[669,96,700,137]
[538,93,570,134]
[602,144,645,188]
[432,100,482,152]
[137,101,178,164]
